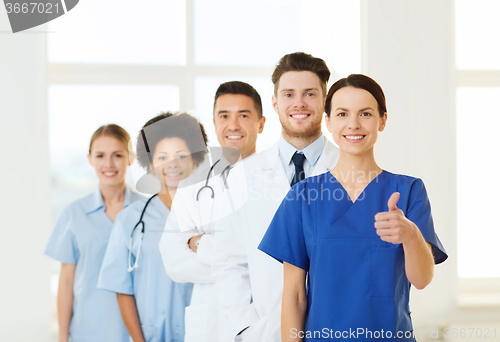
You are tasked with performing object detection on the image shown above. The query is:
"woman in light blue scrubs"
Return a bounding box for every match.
[259,74,448,342]
[97,113,207,342]
[45,124,143,342]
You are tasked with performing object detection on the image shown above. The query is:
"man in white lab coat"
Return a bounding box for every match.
[212,52,340,341]
[160,81,266,342]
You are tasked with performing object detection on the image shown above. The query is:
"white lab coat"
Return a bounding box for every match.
[212,139,339,342]
[160,154,248,342]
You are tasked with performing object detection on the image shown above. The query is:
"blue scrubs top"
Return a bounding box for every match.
[97,195,193,342]
[259,171,447,342]
[45,186,143,342]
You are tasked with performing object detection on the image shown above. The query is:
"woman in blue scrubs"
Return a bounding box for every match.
[45,124,143,342]
[97,113,207,342]
[259,74,448,342]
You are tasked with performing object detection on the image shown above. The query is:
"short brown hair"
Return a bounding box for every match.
[214,81,263,118]
[89,124,131,154]
[325,74,387,118]
[272,52,330,96]
[136,112,208,170]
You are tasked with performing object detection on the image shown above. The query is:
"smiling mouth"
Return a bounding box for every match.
[290,113,311,120]
[343,135,366,142]
[226,135,243,140]
[164,172,183,177]
[103,171,117,177]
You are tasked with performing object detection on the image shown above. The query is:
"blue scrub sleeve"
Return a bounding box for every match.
[406,179,448,264]
[44,206,79,264]
[258,183,309,271]
[97,210,134,295]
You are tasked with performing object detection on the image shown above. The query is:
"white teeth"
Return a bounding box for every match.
[227,136,243,139]
[103,172,116,176]
[291,114,308,118]
[166,173,181,177]
[345,135,364,140]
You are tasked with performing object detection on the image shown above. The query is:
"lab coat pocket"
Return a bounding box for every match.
[184,304,209,341]
[141,325,161,342]
[370,246,402,298]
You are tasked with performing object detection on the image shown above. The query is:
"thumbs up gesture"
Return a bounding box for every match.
[374,192,418,244]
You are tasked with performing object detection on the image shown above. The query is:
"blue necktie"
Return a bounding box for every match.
[291,152,306,187]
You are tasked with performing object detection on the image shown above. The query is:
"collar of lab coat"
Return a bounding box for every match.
[258,136,338,173]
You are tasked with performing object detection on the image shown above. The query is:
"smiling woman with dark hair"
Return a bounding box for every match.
[98,112,208,342]
[259,74,448,342]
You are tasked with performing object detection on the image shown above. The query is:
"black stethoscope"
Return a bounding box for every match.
[195,158,233,201]
[127,193,158,272]
[128,158,223,272]
[196,159,220,201]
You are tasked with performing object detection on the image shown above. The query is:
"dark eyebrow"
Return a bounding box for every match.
[218,109,252,114]
[158,150,189,154]
[335,107,375,112]
[280,87,319,93]
[94,150,126,154]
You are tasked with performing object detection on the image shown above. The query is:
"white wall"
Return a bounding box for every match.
[362,0,458,330]
[0,11,53,342]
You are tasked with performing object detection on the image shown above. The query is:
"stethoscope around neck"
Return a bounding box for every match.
[128,158,221,272]
[196,159,220,201]
[128,129,160,272]
[195,157,234,201]
[128,159,221,272]
[127,193,158,272]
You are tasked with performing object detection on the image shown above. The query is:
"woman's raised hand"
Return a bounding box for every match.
[374,192,419,245]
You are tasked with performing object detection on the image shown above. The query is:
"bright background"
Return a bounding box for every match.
[1,0,499,341]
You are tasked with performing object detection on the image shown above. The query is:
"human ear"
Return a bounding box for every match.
[87,153,94,167]
[127,153,135,165]
[127,141,135,165]
[325,114,332,133]
[379,113,388,132]
[258,116,266,134]
[272,95,279,114]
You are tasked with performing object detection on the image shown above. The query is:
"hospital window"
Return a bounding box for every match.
[46,0,361,305]
[455,0,500,296]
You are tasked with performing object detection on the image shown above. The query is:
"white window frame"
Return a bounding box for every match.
[456,37,500,309]
[48,0,274,112]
